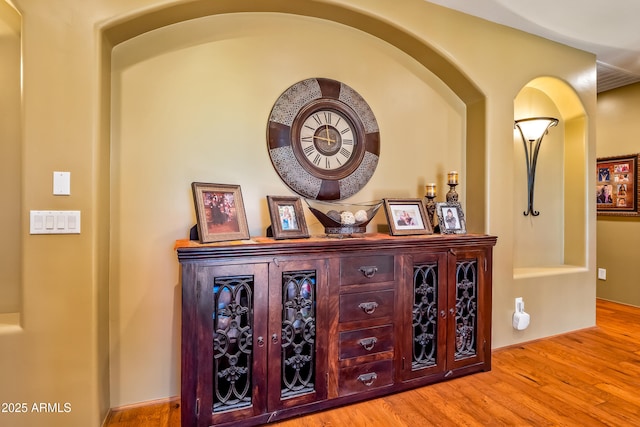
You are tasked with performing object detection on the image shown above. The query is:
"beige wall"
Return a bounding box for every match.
[596,83,640,305]
[0,0,597,425]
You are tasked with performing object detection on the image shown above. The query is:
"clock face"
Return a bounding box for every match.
[298,109,356,172]
[267,78,380,201]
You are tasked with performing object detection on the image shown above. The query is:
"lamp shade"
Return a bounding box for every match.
[514,117,558,142]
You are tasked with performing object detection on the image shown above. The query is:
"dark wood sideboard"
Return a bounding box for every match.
[176,233,497,426]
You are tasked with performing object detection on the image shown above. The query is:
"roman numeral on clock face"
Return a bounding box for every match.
[340,147,351,158]
[303,145,316,156]
[298,108,359,171]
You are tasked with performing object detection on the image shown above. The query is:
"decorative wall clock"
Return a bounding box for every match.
[267,78,380,200]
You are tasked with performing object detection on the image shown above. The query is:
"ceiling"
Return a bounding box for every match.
[426,0,640,92]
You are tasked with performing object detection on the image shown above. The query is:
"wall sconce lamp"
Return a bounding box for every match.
[514,116,559,216]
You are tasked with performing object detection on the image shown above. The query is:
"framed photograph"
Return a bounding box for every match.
[597,154,640,216]
[191,182,250,243]
[383,198,433,236]
[436,202,467,234]
[266,196,310,240]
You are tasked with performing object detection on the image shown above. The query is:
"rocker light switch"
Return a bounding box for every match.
[30,210,81,234]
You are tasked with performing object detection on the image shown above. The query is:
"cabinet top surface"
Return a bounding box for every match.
[175,233,497,262]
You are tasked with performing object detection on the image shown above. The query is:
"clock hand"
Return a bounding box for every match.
[313,135,336,143]
[325,125,332,145]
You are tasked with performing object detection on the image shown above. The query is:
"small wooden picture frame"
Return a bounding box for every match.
[267,196,310,240]
[191,182,250,243]
[383,198,433,236]
[436,202,467,234]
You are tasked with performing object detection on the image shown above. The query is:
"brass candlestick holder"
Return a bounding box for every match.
[446,171,459,203]
[425,183,437,231]
[446,183,459,203]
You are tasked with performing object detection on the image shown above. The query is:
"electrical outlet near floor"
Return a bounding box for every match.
[598,268,607,280]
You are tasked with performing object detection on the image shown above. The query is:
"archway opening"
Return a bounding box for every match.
[100,0,488,408]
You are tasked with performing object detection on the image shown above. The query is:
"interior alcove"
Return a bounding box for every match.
[0,0,22,326]
[513,77,587,277]
[100,0,490,407]
[102,0,488,232]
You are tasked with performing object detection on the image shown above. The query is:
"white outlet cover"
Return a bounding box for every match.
[515,297,524,312]
[598,268,607,280]
[53,171,71,195]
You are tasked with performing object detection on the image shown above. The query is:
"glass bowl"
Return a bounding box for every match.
[305,199,383,236]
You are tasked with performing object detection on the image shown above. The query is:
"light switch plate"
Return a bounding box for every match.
[30,210,80,234]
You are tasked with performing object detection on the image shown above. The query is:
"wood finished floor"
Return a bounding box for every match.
[105,299,640,426]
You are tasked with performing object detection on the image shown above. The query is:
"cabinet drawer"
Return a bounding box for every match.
[338,359,393,396]
[339,325,394,360]
[339,289,394,323]
[340,255,394,285]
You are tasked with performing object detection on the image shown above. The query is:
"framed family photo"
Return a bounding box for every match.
[597,154,640,216]
[383,198,433,236]
[436,202,467,234]
[191,182,250,243]
[266,196,309,240]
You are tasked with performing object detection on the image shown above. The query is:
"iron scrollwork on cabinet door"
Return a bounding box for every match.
[412,262,440,370]
[281,270,317,399]
[212,275,254,413]
[410,255,481,373]
[455,260,478,361]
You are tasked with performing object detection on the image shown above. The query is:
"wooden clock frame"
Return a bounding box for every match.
[267,78,380,201]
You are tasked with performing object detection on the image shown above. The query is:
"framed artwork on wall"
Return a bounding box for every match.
[436,202,467,234]
[596,154,640,216]
[383,198,433,236]
[266,195,310,240]
[191,182,250,243]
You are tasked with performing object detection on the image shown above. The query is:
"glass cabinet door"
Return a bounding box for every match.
[447,249,489,371]
[400,248,490,381]
[199,264,269,426]
[400,252,448,381]
[268,259,328,411]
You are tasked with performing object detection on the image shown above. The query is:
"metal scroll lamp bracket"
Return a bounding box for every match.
[514,117,559,217]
